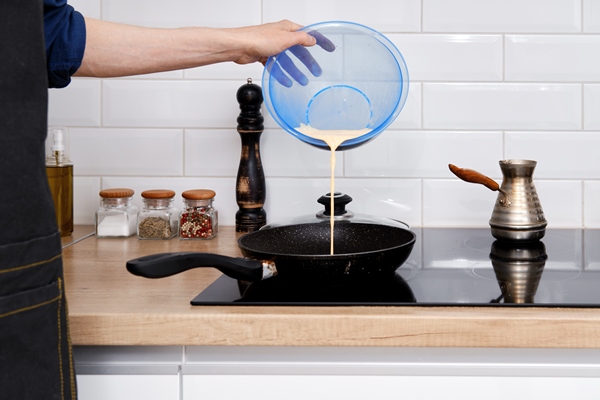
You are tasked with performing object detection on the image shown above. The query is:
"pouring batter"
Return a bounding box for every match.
[296,124,371,254]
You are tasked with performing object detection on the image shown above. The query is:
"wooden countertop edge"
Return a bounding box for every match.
[68,306,600,347]
[64,226,600,348]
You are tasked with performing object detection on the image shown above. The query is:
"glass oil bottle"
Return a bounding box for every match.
[46,126,73,236]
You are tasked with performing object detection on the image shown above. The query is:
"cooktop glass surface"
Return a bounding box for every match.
[191,228,600,307]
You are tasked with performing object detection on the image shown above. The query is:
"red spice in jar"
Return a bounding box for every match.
[179,208,213,238]
[179,189,217,240]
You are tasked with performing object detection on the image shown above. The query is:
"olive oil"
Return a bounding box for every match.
[46,127,73,236]
[46,164,73,236]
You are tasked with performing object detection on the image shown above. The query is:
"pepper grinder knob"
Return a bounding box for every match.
[235,78,267,232]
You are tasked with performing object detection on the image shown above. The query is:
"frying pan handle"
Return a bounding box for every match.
[448,164,500,192]
[126,252,276,282]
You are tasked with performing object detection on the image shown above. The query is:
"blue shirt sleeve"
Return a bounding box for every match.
[43,0,86,88]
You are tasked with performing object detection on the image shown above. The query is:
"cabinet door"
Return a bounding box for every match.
[74,346,183,400]
[183,375,600,400]
[77,375,179,400]
[182,346,600,400]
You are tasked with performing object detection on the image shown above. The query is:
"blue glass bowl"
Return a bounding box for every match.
[262,21,409,151]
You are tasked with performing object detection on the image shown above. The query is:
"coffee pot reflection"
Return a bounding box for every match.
[489,240,547,304]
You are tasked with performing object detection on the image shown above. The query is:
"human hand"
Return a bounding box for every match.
[267,29,335,87]
[230,20,335,87]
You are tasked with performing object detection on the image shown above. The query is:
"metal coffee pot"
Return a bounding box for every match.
[449,159,547,241]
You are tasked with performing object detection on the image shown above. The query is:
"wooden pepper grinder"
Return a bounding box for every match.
[235,78,267,232]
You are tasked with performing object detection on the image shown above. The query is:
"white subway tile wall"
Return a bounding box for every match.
[53,0,600,228]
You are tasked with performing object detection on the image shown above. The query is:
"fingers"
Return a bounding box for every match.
[288,45,322,77]
[276,51,308,86]
[265,21,338,87]
[279,31,335,85]
[265,58,293,88]
[276,19,304,32]
[297,31,317,47]
[308,30,336,52]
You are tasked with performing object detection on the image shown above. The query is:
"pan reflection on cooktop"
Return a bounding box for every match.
[191,228,600,307]
[192,272,416,306]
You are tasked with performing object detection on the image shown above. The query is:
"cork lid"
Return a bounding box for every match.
[99,188,134,198]
[141,189,176,199]
[182,189,216,200]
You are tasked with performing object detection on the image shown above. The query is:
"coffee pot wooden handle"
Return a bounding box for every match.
[448,164,500,192]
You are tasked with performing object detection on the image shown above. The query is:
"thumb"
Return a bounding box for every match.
[297,31,317,47]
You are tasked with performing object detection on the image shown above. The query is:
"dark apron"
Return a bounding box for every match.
[0,0,77,399]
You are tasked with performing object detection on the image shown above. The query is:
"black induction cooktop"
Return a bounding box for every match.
[191,227,600,307]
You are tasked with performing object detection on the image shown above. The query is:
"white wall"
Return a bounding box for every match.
[50,0,600,229]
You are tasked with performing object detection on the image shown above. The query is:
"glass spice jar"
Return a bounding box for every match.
[179,189,218,240]
[137,189,178,240]
[95,188,138,238]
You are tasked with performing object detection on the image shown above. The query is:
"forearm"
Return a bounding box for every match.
[75,18,316,78]
[75,18,241,77]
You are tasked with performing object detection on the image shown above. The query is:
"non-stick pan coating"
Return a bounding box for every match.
[237,223,416,281]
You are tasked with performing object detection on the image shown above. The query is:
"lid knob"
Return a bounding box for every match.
[317,192,353,217]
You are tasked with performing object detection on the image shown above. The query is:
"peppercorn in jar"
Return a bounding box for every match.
[179,189,218,240]
[137,189,178,240]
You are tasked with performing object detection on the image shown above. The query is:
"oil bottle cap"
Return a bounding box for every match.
[46,126,71,165]
[51,129,65,152]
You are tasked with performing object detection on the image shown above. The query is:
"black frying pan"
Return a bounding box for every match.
[126,223,416,283]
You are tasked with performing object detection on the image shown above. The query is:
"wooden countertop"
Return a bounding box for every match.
[63,226,600,348]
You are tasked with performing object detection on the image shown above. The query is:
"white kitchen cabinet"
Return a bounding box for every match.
[184,375,600,400]
[74,346,600,400]
[182,347,600,400]
[77,375,178,400]
[74,346,181,400]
